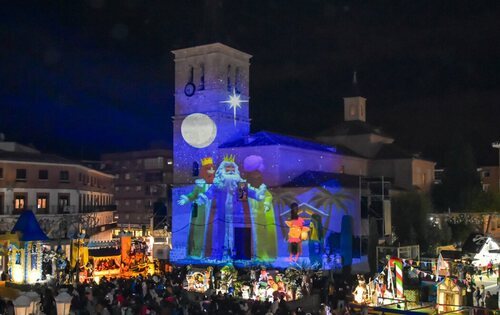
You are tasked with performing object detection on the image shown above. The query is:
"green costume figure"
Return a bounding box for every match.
[178,157,216,258]
[248,187,278,261]
[243,155,277,261]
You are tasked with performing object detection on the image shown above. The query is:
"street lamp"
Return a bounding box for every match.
[55,291,72,315]
[492,141,500,193]
[23,291,40,315]
[12,295,31,315]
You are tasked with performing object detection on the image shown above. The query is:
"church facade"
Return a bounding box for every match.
[170,43,435,269]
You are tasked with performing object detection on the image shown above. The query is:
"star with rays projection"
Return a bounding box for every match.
[220,89,248,125]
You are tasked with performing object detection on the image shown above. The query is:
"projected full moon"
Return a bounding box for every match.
[181,113,217,148]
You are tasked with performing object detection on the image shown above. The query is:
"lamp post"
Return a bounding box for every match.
[23,291,40,315]
[13,295,31,315]
[54,291,72,315]
[493,141,500,193]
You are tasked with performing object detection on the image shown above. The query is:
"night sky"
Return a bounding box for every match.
[1,1,499,166]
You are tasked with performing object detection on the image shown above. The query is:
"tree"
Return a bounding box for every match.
[392,192,433,250]
[432,140,482,212]
[368,216,379,273]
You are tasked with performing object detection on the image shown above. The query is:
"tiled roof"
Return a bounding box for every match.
[375,144,415,159]
[282,171,360,188]
[0,150,76,165]
[220,131,337,153]
[318,120,391,138]
[220,131,363,158]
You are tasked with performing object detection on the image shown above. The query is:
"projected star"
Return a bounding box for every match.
[220,89,248,125]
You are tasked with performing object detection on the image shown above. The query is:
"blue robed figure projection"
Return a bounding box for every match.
[197,155,263,260]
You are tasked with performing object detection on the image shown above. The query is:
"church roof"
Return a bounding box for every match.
[220,131,338,154]
[375,144,415,159]
[282,170,361,188]
[318,120,391,138]
[11,210,49,241]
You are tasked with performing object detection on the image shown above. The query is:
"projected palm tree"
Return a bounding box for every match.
[308,187,351,232]
[309,187,354,267]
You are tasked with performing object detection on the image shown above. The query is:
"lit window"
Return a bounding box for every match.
[167,159,173,165]
[14,194,26,210]
[136,186,142,191]
[115,186,120,192]
[125,201,130,206]
[37,194,49,211]
[125,186,130,191]
[125,173,131,180]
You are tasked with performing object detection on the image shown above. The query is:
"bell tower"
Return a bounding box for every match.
[344,72,366,122]
[172,43,252,184]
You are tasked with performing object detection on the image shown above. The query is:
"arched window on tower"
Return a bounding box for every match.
[199,64,205,90]
[227,65,232,91]
[189,66,194,84]
[235,67,240,93]
[192,161,199,177]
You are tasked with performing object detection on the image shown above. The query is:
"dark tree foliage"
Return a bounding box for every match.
[432,140,482,212]
[392,192,432,250]
[368,216,379,273]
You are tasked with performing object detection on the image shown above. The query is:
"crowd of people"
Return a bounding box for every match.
[0,264,498,314]
[0,266,351,315]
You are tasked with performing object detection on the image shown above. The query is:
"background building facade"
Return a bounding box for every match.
[101,148,173,235]
[0,140,116,241]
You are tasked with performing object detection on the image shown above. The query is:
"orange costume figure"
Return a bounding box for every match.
[285,203,309,262]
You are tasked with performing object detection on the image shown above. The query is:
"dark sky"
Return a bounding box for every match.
[1,1,499,166]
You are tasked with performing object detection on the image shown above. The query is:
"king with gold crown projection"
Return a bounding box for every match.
[177,155,267,260]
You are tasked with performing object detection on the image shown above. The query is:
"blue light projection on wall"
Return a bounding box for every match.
[171,153,355,269]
